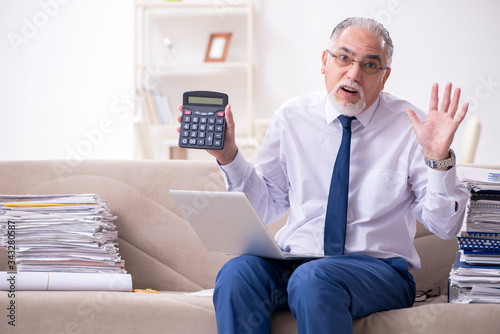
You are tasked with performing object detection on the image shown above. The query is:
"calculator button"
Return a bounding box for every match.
[192,117,199,123]
[216,118,224,125]
[193,111,207,116]
[200,117,207,124]
[214,139,222,147]
[189,138,197,145]
[180,138,189,145]
[200,124,207,131]
[214,133,222,140]
[197,139,205,146]
[199,132,206,138]
[184,109,192,115]
[182,123,190,130]
[191,124,198,131]
[216,125,224,132]
[206,133,214,146]
[208,125,215,131]
[183,116,191,123]
[181,131,189,137]
[217,111,225,117]
[190,131,197,138]
[208,118,216,124]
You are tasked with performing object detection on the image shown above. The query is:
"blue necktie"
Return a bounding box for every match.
[324,115,355,255]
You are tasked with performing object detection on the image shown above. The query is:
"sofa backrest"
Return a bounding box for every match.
[0,160,456,295]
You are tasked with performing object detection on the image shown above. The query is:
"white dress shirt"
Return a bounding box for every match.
[220,90,469,269]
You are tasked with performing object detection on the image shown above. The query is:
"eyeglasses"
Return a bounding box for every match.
[415,288,441,302]
[326,49,390,75]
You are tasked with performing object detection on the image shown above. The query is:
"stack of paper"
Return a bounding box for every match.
[0,194,132,291]
[449,167,500,303]
[449,252,500,303]
[458,167,500,192]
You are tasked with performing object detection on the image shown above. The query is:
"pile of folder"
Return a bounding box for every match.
[0,194,132,291]
[449,167,500,303]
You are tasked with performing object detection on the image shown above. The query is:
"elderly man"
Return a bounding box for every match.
[180,17,470,334]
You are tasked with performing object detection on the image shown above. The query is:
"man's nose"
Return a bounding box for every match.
[345,62,362,82]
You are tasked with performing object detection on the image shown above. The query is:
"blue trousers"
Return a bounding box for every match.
[213,254,416,334]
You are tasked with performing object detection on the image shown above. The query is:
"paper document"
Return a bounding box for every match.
[0,271,132,291]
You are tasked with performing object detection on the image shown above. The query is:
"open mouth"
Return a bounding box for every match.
[341,86,358,94]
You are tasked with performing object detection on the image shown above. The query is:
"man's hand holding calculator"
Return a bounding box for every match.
[176,91,238,165]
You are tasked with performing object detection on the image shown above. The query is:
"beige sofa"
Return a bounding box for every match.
[1,159,500,333]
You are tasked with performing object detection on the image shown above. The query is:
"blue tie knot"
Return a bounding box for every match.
[338,115,356,129]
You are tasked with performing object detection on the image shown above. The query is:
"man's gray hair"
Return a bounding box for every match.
[328,17,394,67]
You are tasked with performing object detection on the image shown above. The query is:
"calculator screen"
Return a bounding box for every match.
[188,96,224,105]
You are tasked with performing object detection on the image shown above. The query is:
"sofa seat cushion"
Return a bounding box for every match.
[353,302,500,334]
[0,291,217,333]
[272,302,500,334]
[7,290,499,334]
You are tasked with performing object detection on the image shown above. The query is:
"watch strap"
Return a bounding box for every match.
[424,149,456,169]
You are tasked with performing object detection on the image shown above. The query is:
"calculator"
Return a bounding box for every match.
[178,91,228,150]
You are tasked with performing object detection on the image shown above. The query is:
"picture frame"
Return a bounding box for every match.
[204,33,232,62]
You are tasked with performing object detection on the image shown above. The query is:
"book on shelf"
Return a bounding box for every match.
[0,194,132,291]
[152,91,175,124]
[142,89,158,124]
[448,166,500,303]
[141,89,175,125]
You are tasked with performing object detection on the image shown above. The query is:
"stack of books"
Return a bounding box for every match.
[449,167,500,303]
[0,194,132,291]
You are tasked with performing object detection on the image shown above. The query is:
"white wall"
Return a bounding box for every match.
[1,0,499,165]
[0,0,135,161]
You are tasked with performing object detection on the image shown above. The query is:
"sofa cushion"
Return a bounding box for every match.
[269,301,500,334]
[0,291,217,333]
[3,290,500,334]
[352,302,500,334]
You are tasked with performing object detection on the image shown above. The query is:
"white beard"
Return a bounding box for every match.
[328,80,366,117]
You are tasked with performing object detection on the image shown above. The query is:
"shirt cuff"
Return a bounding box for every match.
[218,150,250,190]
[426,166,458,195]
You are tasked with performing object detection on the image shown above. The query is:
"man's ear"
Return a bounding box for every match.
[321,50,328,74]
[381,68,391,90]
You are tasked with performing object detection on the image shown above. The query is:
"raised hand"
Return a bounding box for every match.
[405,82,469,161]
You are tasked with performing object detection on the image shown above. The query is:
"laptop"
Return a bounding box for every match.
[169,190,325,260]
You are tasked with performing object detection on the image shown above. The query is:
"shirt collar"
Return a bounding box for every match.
[325,91,380,128]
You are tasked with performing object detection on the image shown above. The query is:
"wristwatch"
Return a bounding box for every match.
[424,149,456,170]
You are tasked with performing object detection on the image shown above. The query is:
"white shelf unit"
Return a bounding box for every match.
[133,0,255,160]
